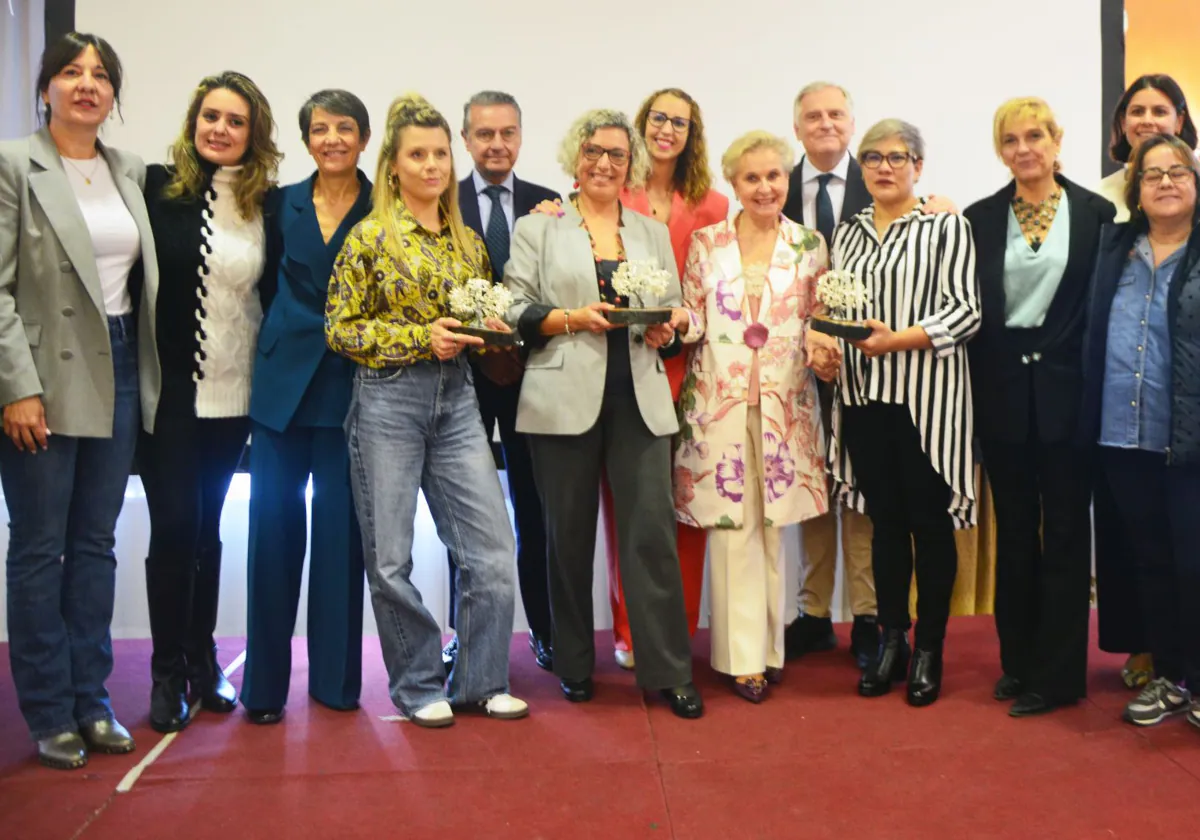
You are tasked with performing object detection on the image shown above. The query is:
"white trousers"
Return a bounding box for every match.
[707,406,786,677]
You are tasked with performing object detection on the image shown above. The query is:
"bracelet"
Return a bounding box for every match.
[563,309,574,336]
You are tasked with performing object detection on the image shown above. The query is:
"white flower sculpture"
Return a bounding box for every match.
[449,278,513,326]
[815,269,870,320]
[611,259,671,306]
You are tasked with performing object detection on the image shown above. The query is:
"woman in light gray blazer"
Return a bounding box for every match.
[0,32,159,770]
[505,108,702,719]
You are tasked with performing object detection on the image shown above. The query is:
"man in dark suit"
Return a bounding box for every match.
[443,91,560,673]
[781,82,879,668]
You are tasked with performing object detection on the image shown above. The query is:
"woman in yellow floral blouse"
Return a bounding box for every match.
[325,93,527,728]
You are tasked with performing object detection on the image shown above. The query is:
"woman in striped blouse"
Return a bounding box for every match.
[828,119,981,707]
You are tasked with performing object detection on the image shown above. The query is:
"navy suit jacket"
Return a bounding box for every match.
[249,170,372,433]
[458,172,560,275]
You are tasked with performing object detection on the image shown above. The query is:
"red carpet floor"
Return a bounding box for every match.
[1,617,1198,839]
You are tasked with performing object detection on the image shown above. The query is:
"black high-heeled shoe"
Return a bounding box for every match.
[906,647,943,707]
[858,628,910,697]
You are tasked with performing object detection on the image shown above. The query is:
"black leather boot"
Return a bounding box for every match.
[858,627,910,697]
[186,543,238,713]
[907,647,944,707]
[849,615,881,671]
[150,675,192,733]
[146,552,191,731]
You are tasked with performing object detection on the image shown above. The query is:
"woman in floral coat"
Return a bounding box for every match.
[676,131,840,701]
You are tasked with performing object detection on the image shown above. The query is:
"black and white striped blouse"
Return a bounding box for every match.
[828,205,981,528]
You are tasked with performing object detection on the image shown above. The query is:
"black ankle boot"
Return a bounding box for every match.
[188,646,239,713]
[150,676,192,733]
[906,647,943,707]
[858,628,910,697]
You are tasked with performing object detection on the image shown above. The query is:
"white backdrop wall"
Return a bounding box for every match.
[0,0,1103,642]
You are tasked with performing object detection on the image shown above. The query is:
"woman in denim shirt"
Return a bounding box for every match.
[1081,134,1200,735]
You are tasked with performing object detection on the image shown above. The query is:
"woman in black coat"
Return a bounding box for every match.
[964,98,1114,717]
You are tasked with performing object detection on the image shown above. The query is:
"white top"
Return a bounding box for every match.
[1097,168,1129,223]
[62,155,138,315]
[798,151,852,230]
[472,168,515,233]
[194,165,265,418]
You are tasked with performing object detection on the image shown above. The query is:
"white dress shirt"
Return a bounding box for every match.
[799,151,852,229]
[472,168,516,233]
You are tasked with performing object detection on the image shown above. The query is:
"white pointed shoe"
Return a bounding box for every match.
[615,649,635,670]
[483,693,529,720]
[411,700,454,728]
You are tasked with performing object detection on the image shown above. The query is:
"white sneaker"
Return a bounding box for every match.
[483,693,529,720]
[615,649,635,670]
[411,700,454,728]
[1123,677,1191,726]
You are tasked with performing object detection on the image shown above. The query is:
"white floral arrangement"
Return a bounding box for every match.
[448,278,513,326]
[611,259,671,306]
[815,269,870,319]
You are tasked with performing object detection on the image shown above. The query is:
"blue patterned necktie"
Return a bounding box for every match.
[483,184,510,278]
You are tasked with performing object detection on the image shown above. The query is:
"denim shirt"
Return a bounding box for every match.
[1099,235,1183,452]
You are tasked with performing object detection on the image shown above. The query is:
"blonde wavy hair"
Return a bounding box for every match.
[557,108,650,190]
[370,93,483,273]
[162,71,281,220]
[633,88,713,205]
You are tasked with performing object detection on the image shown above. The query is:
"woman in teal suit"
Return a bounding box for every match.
[241,90,372,723]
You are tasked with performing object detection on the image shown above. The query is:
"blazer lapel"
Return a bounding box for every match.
[713,222,746,318]
[556,206,601,305]
[459,176,483,237]
[28,128,106,316]
[1039,176,1092,330]
[975,183,1014,340]
[513,175,538,219]
[286,175,327,277]
[842,158,872,222]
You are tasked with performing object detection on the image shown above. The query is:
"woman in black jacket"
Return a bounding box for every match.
[964,98,1115,717]
[1080,133,1200,732]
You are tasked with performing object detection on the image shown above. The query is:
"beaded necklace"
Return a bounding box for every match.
[1011,188,1062,249]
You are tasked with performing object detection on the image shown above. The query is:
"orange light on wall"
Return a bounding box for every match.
[1125,0,1200,110]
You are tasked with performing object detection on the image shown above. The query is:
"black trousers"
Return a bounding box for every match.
[140,402,249,683]
[527,382,691,690]
[1092,469,1147,654]
[448,369,551,638]
[981,434,1092,701]
[1102,448,1200,689]
[841,403,957,649]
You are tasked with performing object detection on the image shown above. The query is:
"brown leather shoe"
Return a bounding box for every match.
[37,732,88,770]
[80,718,135,754]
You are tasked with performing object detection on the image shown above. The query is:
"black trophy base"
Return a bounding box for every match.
[605,307,672,326]
[811,316,872,341]
[449,325,520,347]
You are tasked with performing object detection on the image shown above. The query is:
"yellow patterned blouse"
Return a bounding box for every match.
[325,205,491,368]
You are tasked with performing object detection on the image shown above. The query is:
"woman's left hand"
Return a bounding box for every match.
[922,195,959,215]
[644,323,676,349]
[806,330,842,381]
[850,319,896,358]
[669,307,691,336]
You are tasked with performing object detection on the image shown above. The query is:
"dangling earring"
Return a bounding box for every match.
[573,180,579,189]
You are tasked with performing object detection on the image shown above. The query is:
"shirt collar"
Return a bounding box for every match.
[472,168,515,196]
[802,151,851,184]
[396,201,448,236]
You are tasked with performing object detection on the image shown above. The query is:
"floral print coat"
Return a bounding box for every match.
[674,217,828,530]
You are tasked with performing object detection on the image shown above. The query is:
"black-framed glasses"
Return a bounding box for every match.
[1140,164,1194,185]
[647,110,691,132]
[860,150,918,169]
[581,144,630,164]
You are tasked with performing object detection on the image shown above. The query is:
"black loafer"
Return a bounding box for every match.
[660,683,704,719]
[1009,692,1077,718]
[560,678,594,703]
[993,674,1023,702]
[37,732,88,770]
[529,631,554,671]
[246,707,285,725]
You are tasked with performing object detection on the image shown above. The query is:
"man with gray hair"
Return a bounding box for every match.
[782,81,879,669]
[443,91,560,675]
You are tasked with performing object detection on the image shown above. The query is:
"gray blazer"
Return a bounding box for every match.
[0,128,160,437]
[505,204,680,437]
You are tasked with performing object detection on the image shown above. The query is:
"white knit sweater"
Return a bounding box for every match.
[194,166,265,417]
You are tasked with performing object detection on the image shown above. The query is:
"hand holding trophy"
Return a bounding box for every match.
[448,278,520,347]
[605,259,674,325]
[811,268,872,341]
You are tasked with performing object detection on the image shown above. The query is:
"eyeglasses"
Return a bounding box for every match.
[860,151,919,169]
[1139,164,1194,185]
[581,144,630,165]
[647,110,691,132]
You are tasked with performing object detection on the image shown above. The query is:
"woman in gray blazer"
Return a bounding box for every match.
[0,32,160,770]
[505,108,702,719]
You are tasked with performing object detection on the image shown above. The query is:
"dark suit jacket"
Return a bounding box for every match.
[964,175,1115,444]
[782,155,870,230]
[248,170,371,433]
[458,172,560,275]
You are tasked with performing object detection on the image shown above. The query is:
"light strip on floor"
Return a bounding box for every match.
[115,650,247,794]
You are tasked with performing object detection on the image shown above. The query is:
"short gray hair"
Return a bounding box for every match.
[721,130,795,182]
[462,91,522,133]
[793,81,855,123]
[557,108,650,189]
[858,118,925,161]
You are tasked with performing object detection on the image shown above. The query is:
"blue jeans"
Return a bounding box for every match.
[1,314,140,740]
[345,357,515,716]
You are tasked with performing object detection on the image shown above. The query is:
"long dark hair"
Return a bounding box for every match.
[36,31,123,125]
[1109,74,1198,164]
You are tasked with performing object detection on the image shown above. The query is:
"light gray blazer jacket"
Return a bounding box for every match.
[0,128,161,437]
[504,203,680,437]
